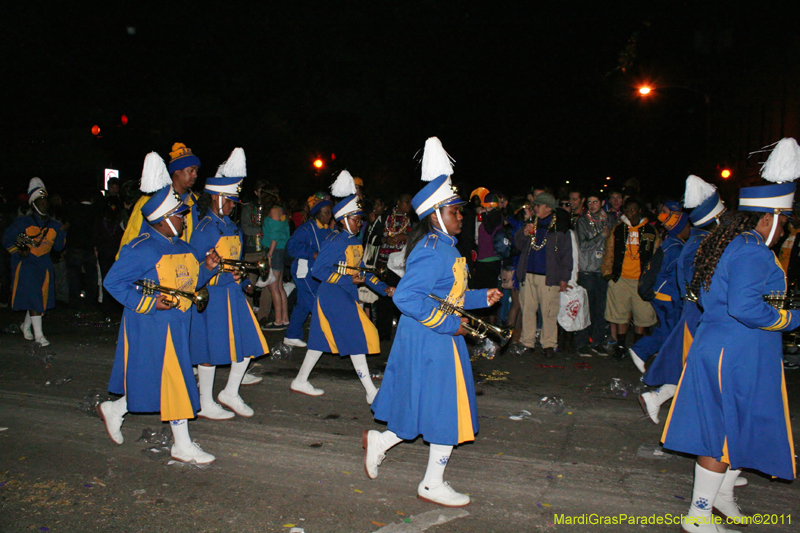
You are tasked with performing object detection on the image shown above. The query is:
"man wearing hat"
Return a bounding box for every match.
[3,177,68,346]
[98,167,222,464]
[283,193,334,347]
[116,142,202,258]
[639,176,725,424]
[627,207,690,372]
[513,192,573,357]
[188,148,269,421]
[290,171,393,403]
[662,138,800,530]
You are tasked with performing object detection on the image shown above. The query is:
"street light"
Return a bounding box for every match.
[638,86,652,95]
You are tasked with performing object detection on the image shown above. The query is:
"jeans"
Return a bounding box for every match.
[575,271,608,348]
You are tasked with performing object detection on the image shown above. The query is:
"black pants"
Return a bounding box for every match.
[376,270,402,340]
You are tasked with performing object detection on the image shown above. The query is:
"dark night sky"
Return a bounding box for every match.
[3,1,799,203]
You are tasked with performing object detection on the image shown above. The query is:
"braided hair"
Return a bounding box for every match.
[691,211,764,294]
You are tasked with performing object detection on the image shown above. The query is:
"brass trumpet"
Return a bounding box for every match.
[219,258,270,278]
[134,279,210,313]
[336,262,387,279]
[428,294,513,347]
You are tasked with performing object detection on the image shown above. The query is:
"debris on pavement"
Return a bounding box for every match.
[537,396,566,414]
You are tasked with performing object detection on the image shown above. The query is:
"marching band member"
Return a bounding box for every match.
[364,138,502,507]
[189,148,269,420]
[283,193,333,347]
[116,142,202,258]
[3,178,67,346]
[662,138,800,531]
[290,171,393,404]
[638,175,725,424]
[98,152,221,465]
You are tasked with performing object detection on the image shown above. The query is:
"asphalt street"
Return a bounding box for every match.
[1,306,798,533]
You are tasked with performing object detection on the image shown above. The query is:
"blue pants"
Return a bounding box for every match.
[631,298,681,359]
[286,273,320,341]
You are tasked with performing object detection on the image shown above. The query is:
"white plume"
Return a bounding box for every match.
[139,152,171,193]
[420,137,454,182]
[761,137,800,183]
[214,163,225,177]
[683,175,717,208]
[27,177,46,194]
[330,170,357,197]
[218,147,247,178]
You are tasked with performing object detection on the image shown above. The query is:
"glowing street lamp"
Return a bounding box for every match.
[313,158,324,169]
[638,86,652,96]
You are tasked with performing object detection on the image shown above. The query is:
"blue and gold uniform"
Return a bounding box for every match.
[644,226,710,386]
[662,228,799,479]
[104,192,215,421]
[372,228,488,445]
[3,213,66,312]
[308,229,388,355]
[189,211,268,364]
[285,198,333,343]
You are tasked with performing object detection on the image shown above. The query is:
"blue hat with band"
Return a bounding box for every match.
[412,137,465,219]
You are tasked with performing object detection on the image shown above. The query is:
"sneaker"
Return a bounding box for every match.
[197,401,235,421]
[262,322,286,331]
[218,390,254,417]
[35,336,50,347]
[543,347,556,359]
[577,345,594,357]
[171,442,215,465]
[417,481,470,507]
[734,476,748,488]
[290,379,324,396]
[612,344,627,359]
[680,515,740,532]
[20,322,34,341]
[283,337,307,348]
[629,348,646,373]
[638,392,660,424]
[240,370,263,386]
[97,401,124,445]
[712,497,749,526]
[362,430,385,479]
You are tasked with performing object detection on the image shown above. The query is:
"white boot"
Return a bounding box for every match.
[20,311,33,340]
[638,384,677,424]
[713,469,747,526]
[629,347,646,373]
[217,360,254,417]
[682,464,731,533]
[31,315,49,346]
[170,419,215,464]
[196,365,234,420]
[350,354,378,404]
[290,349,324,396]
[417,444,470,507]
[362,429,402,479]
[97,397,127,445]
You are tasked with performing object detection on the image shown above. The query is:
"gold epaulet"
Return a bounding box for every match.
[423,234,438,249]
[196,216,213,231]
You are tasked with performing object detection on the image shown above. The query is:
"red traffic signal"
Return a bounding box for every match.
[91,125,101,136]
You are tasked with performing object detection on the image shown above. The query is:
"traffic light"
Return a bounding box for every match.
[91,125,101,136]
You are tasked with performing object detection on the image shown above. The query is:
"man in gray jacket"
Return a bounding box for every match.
[513,193,572,358]
[574,192,612,356]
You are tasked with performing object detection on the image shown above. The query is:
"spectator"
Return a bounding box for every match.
[601,197,660,357]
[262,199,291,330]
[375,194,413,340]
[64,192,99,307]
[93,196,124,309]
[568,187,586,227]
[513,193,572,358]
[240,180,271,320]
[574,191,612,356]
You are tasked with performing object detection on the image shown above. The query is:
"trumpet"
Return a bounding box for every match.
[428,294,513,347]
[336,262,387,279]
[134,279,210,313]
[219,258,270,278]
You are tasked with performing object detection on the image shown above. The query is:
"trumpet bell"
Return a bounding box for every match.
[194,287,209,313]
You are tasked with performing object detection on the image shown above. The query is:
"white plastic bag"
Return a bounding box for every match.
[387,251,406,278]
[557,285,590,332]
[358,285,379,304]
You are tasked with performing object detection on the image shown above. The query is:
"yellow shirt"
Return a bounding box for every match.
[620,219,648,279]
